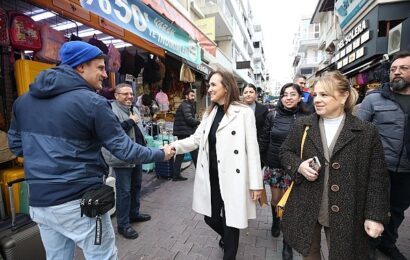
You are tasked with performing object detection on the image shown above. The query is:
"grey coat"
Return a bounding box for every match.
[279,113,390,259]
[356,83,410,173]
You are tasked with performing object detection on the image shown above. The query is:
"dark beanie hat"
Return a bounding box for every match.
[60,41,103,68]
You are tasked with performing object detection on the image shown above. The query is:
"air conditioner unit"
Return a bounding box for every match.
[388,23,402,55]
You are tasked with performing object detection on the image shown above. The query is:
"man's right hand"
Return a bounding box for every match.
[162,144,176,160]
[130,114,139,124]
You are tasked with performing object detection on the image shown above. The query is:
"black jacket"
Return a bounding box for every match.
[259,106,306,168]
[255,102,268,140]
[173,100,200,136]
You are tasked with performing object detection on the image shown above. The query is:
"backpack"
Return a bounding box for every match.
[107,43,121,72]
[8,11,41,51]
[34,23,66,64]
[0,8,9,46]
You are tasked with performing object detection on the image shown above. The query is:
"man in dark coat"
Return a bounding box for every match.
[172,89,200,181]
[357,51,410,259]
[294,74,315,114]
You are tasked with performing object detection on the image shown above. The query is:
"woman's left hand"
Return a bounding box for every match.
[250,190,263,201]
[364,219,384,238]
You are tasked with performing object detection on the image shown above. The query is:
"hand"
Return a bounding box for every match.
[130,114,140,124]
[162,144,176,161]
[250,190,263,201]
[298,158,319,182]
[364,219,384,238]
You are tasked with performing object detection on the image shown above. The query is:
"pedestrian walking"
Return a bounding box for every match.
[259,83,308,260]
[172,89,200,181]
[280,71,390,259]
[171,69,263,260]
[242,83,268,141]
[357,51,410,260]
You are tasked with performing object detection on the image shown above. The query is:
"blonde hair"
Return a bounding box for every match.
[315,71,358,113]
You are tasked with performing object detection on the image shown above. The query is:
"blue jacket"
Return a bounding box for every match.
[356,83,410,173]
[8,65,164,206]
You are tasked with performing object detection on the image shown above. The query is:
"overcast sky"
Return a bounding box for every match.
[252,0,319,85]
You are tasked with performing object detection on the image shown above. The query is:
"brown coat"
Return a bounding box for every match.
[279,113,390,260]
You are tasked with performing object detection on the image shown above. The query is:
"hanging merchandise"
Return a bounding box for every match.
[179,63,195,83]
[34,24,66,64]
[0,8,9,46]
[143,56,161,84]
[119,48,135,76]
[155,90,169,112]
[134,51,145,77]
[107,43,121,72]
[88,34,108,54]
[69,33,82,42]
[356,73,368,85]
[8,11,42,51]
[157,59,166,79]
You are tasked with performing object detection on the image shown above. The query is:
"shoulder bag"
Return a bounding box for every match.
[276,125,310,219]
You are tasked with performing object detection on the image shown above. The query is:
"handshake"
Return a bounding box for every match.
[162,144,176,160]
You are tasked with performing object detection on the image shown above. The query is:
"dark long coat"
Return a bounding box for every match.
[279,113,390,260]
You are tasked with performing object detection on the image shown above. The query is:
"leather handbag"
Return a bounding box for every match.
[276,126,310,219]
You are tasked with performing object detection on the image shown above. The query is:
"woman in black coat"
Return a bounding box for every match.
[259,83,308,260]
[242,84,268,141]
[279,71,389,259]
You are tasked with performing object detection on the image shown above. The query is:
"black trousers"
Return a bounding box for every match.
[173,135,198,177]
[204,181,239,260]
[380,171,410,248]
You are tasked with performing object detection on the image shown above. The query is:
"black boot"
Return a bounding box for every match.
[271,205,280,237]
[282,240,293,260]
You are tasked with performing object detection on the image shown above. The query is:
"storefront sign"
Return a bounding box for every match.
[80,0,201,64]
[142,0,216,56]
[335,0,372,29]
[194,17,215,41]
[334,20,370,69]
[183,59,213,76]
[337,20,368,49]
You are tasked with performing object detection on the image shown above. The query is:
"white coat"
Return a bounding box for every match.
[172,102,263,229]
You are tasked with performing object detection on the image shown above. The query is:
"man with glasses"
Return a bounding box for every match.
[357,51,410,260]
[102,83,151,239]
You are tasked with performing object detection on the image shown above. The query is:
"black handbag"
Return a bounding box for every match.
[80,184,115,245]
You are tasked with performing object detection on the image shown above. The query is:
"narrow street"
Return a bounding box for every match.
[76,164,410,259]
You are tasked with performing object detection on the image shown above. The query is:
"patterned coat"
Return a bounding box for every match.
[279,113,390,259]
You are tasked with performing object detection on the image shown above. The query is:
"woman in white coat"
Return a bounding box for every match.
[171,70,263,260]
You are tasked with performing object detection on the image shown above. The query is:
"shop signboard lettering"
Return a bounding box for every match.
[334,19,370,69]
[335,0,372,29]
[80,0,201,64]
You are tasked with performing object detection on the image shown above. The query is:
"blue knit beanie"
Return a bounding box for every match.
[60,41,103,68]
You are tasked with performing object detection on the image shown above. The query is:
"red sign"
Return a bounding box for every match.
[142,0,216,56]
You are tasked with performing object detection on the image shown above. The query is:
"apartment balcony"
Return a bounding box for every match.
[194,0,233,38]
[296,33,321,52]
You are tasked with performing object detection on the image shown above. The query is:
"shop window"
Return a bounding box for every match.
[378,19,405,37]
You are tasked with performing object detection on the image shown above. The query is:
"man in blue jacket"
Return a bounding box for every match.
[357,51,410,260]
[8,41,175,260]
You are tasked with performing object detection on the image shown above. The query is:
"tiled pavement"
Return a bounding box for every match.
[76,164,410,259]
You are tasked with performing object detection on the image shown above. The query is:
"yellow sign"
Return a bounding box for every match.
[194,17,215,41]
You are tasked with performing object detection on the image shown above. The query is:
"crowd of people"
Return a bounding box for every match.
[6,40,410,260]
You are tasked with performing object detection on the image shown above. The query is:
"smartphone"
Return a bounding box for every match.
[310,156,321,172]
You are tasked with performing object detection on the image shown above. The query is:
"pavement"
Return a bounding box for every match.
[76,164,410,260]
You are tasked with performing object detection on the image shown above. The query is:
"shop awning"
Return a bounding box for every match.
[79,0,201,64]
[29,0,165,57]
[142,0,217,57]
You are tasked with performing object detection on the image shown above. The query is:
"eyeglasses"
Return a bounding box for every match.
[390,65,410,73]
[281,93,299,98]
[116,92,134,96]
